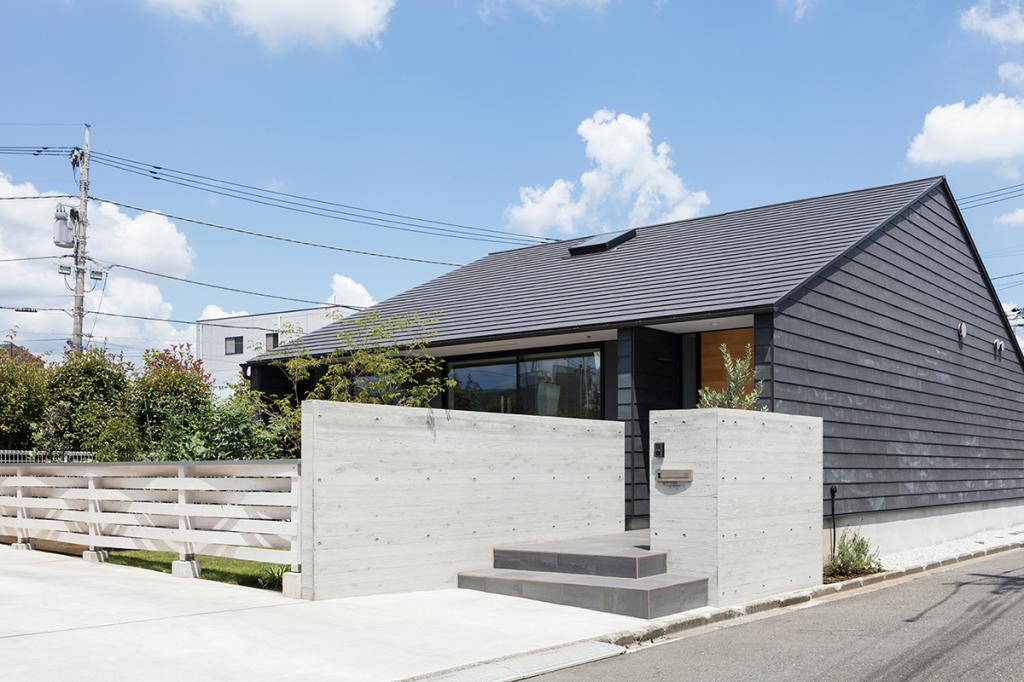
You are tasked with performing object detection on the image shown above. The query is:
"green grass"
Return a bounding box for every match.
[107,550,287,590]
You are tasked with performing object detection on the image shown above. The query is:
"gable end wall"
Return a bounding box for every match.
[772,186,1024,517]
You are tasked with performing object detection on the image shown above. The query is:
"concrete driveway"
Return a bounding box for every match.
[0,544,642,681]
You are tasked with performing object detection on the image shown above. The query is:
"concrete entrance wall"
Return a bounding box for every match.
[649,408,823,607]
[299,401,624,600]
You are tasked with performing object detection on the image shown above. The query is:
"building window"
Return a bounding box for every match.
[519,350,601,419]
[266,332,279,350]
[224,336,244,355]
[447,348,601,419]
[448,358,517,413]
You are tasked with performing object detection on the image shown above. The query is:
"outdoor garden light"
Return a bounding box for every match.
[957,321,968,339]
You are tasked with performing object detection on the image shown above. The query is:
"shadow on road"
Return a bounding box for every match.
[866,565,1024,681]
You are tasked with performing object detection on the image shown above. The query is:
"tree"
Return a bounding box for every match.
[133,344,215,461]
[307,312,453,406]
[207,384,284,461]
[33,348,137,454]
[697,343,765,411]
[256,312,454,457]
[0,341,48,449]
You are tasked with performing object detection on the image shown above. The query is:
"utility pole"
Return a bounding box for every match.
[70,123,90,352]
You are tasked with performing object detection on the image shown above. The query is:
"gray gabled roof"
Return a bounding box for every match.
[257,176,942,360]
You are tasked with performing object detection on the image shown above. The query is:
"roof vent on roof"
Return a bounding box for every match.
[568,228,637,256]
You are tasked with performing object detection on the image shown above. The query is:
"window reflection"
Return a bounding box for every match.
[448,358,517,413]
[519,351,601,419]
[447,349,601,419]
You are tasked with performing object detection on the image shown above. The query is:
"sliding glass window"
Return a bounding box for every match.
[447,348,601,420]
[448,358,517,413]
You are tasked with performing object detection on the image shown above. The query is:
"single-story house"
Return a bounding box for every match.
[248,176,1024,543]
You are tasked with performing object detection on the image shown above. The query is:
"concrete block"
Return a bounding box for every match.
[650,408,823,607]
[809,583,842,598]
[458,568,707,619]
[82,550,109,563]
[171,560,201,579]
[778,592,812,607]
[282,572,301,599]
[742,598,783,614]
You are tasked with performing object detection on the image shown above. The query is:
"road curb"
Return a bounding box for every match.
[597,538,1024,649]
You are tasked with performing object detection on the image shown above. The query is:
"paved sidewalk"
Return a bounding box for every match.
[538,549,1024,682]
[0,544,642,681]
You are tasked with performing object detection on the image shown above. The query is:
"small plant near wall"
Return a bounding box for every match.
[824,529,882,581]
[697,343,764,410]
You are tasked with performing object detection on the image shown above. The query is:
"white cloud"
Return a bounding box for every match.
[92,201,195,277]
[907,94,1024,164]
[327,273,375,315]
[1002,301,1024,351]
[198,304,250,320]
[0,173,196,357]
[506,109,709,236]
[996,207,1024,224]
[1000,62,1024,88]
[778,0,817,20]
[962,1,1024,44]
[143,0,396,51]
[478,0,610,21]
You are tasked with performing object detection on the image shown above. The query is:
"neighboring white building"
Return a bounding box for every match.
[196,307,336,397]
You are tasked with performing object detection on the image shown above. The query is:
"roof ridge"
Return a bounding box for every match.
[488,176,945,256]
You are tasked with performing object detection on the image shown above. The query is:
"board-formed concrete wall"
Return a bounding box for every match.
[299,401,624,600]
[650,408,823,607]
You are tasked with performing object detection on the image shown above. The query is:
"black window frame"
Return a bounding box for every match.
[266,332,280,350]
[444,343,605,419]
[224,336,244,355]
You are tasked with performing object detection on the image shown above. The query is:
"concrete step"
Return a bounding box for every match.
[458,568,707,619]
[492,530,666,579]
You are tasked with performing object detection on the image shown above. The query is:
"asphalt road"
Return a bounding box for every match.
[538,549,1024,682]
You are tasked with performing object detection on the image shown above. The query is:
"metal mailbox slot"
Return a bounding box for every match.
[656,469,693,484]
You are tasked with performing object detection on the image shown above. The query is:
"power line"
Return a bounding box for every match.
[0,255,68,263]
[0,195,75,201]
[959,190,1024,211]
[89,196,463,267]
[87,309,282,332]
[102,261,365,311]
[2,144,544,244]
[957,181,1024,202]
[0,304,281,332]
[91,157,538,246]
[90,149,554,244]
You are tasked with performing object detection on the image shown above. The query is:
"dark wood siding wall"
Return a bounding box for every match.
[754,313,774,411]
[772,187,1024,517]
[618,327,682,525]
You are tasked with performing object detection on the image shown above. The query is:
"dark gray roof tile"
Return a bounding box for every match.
[256,176,941,361]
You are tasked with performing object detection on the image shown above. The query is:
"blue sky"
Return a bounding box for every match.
[2,0,1024,357]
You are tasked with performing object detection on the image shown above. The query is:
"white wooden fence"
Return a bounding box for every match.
[0,460,299,568]
[0,450,95,464]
